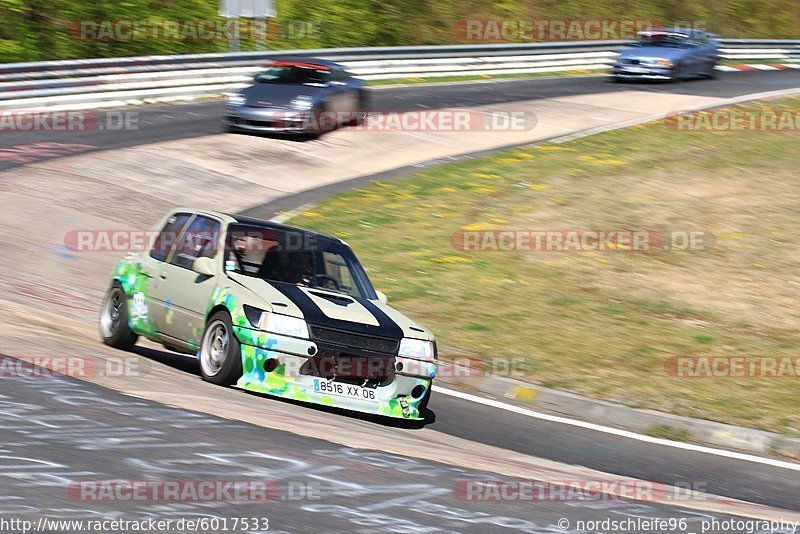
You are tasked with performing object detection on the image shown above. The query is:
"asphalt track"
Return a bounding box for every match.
[1,71,800,531]
[3,70,800,172]
[0,354,751,534]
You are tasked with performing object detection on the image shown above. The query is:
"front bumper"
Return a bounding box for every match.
[224,106,317,133]
[233,326,436,420]
[611,64,674,80]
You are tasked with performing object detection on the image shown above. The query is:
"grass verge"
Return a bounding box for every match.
[288,98,800,434]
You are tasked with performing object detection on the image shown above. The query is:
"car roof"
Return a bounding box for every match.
[264,56,343,70]
[226,213,345,244]
[638,28,705,38]
[167,208,345,244]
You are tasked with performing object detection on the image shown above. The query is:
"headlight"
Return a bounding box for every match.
[398,338,436,361]
[244,305,309,339]
[227,93,246,106]
[290,95,314,110]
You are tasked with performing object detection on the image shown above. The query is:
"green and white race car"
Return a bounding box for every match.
[100,209,436,420]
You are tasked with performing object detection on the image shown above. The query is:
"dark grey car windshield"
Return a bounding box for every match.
[225,225,377,300]
[636,35,690,47]
[254,66,329,86]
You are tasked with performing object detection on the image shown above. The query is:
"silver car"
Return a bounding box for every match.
[612,29,719,81]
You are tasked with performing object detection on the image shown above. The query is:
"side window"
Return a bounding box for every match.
[226,227,279,275]
[150,213,192,262]
[331,67,347,83]
[170,216,221,270]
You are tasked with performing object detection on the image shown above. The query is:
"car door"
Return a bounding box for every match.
[149,214,222,347]
[700,34,719,73]
[136,211,193,331]
[328,67,357,122]
[680,36,699,75]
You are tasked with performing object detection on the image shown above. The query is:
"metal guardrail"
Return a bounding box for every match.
[0,40,797,110]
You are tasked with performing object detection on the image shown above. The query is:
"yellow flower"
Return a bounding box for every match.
[430,256,474,264]
[719,232,746,239]
[537,145,571,152]
[461,223,490,231]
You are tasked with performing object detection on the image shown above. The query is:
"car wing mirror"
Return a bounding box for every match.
[193,257,217,276]
[376,290,388,304]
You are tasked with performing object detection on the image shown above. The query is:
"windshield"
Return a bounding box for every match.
[254,65,329,86]
[225,225,377,300]
[636,33,690,47]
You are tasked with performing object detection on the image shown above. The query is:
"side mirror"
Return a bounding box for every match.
[376,290,388,304]
[193,257,216,276]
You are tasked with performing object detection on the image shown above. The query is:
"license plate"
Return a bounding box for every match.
[313,379,378,402]
[623,67,649,74]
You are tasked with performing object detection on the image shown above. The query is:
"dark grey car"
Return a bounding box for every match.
[612,29,719,82]
[222,57,368,135]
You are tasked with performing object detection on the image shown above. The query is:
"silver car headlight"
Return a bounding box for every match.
[641,58,673,67]
[244,305,309,339]
[227,93,246,106]
[290,95,314,110]
[398,338,436,361]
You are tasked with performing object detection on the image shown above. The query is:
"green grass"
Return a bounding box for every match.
[366,70,603,86]
[646,425,693,442]
[366,60,800,87]
[289,98,800,434]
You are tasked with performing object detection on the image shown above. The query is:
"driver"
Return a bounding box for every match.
[281,251,314,284]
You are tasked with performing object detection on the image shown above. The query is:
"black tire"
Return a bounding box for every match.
[671,63,687,82]
[418,384,433,413]
[353,90,370,125]
[99,282,139,350]
[199,311,242,386]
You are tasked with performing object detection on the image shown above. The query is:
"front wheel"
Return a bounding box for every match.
[199,311,242,385]
[99,282,139,350]
[418,384,433,413]
[671,63,687,82]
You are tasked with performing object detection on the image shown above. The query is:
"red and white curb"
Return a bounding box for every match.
[717,63,800,72]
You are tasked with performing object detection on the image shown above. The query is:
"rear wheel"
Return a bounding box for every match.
[199,311,242,385]
[352,90,370,125]
[99,282,139,350]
